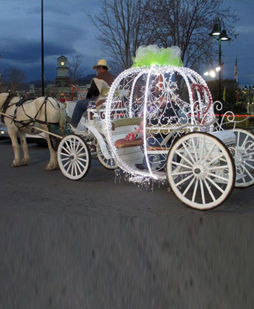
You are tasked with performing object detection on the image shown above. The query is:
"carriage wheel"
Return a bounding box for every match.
[230,128,254,188]
[96,139,117,170]
[57,134,91,180]
[166,132,235,210]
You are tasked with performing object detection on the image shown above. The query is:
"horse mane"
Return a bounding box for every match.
[1,94,16,122]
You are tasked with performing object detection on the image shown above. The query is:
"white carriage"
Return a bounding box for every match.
[57,65,254,210]
[57,99,125,179]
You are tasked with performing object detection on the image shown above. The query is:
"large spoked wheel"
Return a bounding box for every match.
[230,128,254,188]
[57,134,91,180]
[167,132,235,210]
[96,139,117,170]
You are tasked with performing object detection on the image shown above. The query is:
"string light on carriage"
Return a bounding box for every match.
[105,64,215,183]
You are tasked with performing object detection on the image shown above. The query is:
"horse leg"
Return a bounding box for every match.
[19,132,29,165]
[45,133,58,171]
[8,132,22,167]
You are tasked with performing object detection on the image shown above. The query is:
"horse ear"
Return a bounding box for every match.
[0,93,10,108]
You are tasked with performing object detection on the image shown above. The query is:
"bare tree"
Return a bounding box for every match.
[88,0,238,71]
[148,0,239,70]
[2,67,26,94]
[88,0,155,70]
[68,54,86,83]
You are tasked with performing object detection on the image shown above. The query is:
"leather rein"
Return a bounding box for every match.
[1,94,62,131]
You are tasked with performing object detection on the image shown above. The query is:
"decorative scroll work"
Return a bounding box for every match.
[105,65,218,182]
[191,84,213,124]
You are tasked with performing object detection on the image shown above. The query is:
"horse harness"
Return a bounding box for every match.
[1,94,62,132]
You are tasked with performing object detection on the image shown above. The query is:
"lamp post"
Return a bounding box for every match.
[209,23,231,121]
[0,54,2,93]
[244,85,254,113]
[41,0,45,96]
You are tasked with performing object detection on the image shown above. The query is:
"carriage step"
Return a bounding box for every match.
[211,130,236,146]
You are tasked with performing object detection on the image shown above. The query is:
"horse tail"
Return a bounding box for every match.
[58,101,67,135]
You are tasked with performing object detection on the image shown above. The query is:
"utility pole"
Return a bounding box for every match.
[0,55,2,93]
[41,0,45,96]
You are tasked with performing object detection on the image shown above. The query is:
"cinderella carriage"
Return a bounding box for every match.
[102,46,254,210]
[57,46,254,210]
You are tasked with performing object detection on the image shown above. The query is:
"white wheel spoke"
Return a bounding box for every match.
[191,137,198,161]
[61,145,71,155]
[172,170,193,176]
[174,173,194,187]
[203,143,216,163]
[239,163,254,179]
[175,149,194,167]
[171,161,192,172]
[182,140,196,164]
[242,133,249,146]
[57,135,91,180]
[63,160,71,169]
[167,132,235,210]
[183,176,195,197]
[60,152,70,159]
[76,159,87,170]
[198,135,205,161]
[207,171,229,183]
[204,153,224,167]
[199,179,206,205]
[207,165,229,171]
[203,178,216,202]
[74,140,81,152]
[206,175,226,194]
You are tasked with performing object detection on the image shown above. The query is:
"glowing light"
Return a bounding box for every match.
[210,70,216,78]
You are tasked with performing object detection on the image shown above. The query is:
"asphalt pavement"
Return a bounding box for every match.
[0,139,254,309]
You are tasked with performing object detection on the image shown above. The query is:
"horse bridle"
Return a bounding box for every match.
[1,95,61,130]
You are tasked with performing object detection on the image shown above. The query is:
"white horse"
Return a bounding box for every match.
[0,93,66,170]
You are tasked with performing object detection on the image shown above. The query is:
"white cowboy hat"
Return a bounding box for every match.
[92,59,111,70]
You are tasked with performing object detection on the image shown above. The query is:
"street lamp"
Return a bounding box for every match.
[204,66,221,78]
[209,23,231,121]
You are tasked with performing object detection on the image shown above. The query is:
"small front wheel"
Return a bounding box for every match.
[167,132,235,210]
[57,134,91,180]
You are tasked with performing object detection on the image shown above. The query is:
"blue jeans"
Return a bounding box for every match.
[142,137,166,169]
[71,97,97,126]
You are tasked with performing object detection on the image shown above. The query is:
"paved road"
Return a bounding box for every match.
[0,140,254,309]
[1,139,254,217]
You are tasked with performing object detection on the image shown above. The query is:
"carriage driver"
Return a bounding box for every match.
[70,59,115,129]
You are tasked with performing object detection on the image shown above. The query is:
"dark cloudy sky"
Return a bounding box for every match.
[0,0,101,81]
[0,0,253,87]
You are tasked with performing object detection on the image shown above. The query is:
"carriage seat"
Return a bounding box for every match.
[93,78,111,109]
[112,117,143,148]
[111,117,143,131]
[112,118,186,150]
[114,137,143,149]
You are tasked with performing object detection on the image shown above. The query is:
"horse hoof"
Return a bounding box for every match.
[11,163,20,167]
[45,166,58,171]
